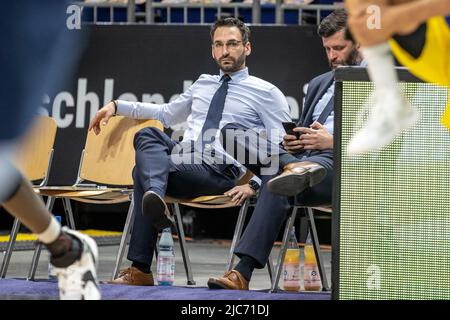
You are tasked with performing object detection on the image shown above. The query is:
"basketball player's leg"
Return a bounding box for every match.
[345,0,419,155]
[0,1,101,299]
[0,145,100,300]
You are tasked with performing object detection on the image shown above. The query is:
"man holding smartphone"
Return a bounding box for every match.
[282,121,333,153]
[208,9,364,290]
[268,8,365,196]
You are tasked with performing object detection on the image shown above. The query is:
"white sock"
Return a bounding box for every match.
[37,217,61,244]
[362,42,401,92]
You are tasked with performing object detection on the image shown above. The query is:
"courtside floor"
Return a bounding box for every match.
[0,238,332,300]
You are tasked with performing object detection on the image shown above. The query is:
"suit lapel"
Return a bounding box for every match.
[300,72,334,127]
[316,94,334,125]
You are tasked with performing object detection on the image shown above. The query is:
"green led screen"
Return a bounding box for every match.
[337,79,450,299]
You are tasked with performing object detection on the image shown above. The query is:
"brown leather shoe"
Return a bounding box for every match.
[108,267,154,286]
[142,191,173,230]
[207,270,249,290]
[267,161,326,196]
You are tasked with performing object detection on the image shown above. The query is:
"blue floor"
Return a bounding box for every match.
[0,278,331,300]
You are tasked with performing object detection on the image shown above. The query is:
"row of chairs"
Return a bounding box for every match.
[0,115,330,291]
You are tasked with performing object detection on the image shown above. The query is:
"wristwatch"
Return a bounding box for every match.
[248,180,260,192]
[112,100,118,115]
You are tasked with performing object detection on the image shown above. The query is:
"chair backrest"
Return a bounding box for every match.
[13,115,57,182]
[79,116,163,186]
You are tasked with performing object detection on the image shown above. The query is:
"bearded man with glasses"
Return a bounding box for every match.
[89,17,291,286]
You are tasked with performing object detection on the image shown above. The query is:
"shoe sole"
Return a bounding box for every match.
[267,166,327,196]
[59,228,101,300]
[207,278,233,290]
[142,191,173,230]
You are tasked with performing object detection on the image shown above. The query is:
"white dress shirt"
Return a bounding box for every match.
[117,67,291,179]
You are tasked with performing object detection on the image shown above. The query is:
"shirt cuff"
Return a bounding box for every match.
[115,100,134,116]
[250,176,261,187]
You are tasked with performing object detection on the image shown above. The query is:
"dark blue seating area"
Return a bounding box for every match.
[81,0,344,24]
[81,6,129,23]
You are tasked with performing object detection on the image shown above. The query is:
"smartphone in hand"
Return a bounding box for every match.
[282,122,300,139]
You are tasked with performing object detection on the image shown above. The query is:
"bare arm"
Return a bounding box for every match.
[389,0,450,34]
[347,0,450,47]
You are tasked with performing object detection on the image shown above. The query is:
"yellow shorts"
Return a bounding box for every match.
[390,16,450,129]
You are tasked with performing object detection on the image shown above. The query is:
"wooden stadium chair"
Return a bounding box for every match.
[112,170,275,285]
[270,205,331,293]
[27,116,163,280]
[0,115,57,278]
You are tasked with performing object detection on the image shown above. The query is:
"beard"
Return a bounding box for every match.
[215,52,246,73]
[344,48,361,66]
[329,47,361,69]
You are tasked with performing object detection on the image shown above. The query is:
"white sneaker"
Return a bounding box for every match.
[55,227,101,300]
[347,90,420,156]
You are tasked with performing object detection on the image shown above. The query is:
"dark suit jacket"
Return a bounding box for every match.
[296,70,334,171]
[294,70,335,205]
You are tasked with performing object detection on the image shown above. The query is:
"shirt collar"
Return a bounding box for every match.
[219,67,249,83]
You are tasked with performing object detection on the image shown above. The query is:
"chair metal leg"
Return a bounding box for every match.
[0,217,21,278]
[306,207,330,291]
[112,199,135,280]
[27,196,55,281]
[27,242,43,281]
[226,199,250,272]
[270,207,298,293]
[173,203,195,285]
[266,253,275,285]
[62,198,76,229]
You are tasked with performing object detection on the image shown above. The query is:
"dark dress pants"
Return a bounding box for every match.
[127,127,238,266]
[221,123,333,268]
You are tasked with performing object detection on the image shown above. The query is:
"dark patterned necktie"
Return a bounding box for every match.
[197,74,231,150]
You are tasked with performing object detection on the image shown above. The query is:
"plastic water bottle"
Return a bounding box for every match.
[156,227,175,286]
[48,215,61,280]
[282,226,300,292]
[304,231,322,291]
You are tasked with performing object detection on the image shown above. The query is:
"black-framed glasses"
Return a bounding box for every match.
[212,40,244,50]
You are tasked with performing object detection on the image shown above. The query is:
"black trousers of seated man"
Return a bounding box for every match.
[128,127,240,270]
[221,123,333,271]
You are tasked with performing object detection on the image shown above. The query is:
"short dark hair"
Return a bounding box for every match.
[317,8,354,43]
[210,17,251,43]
